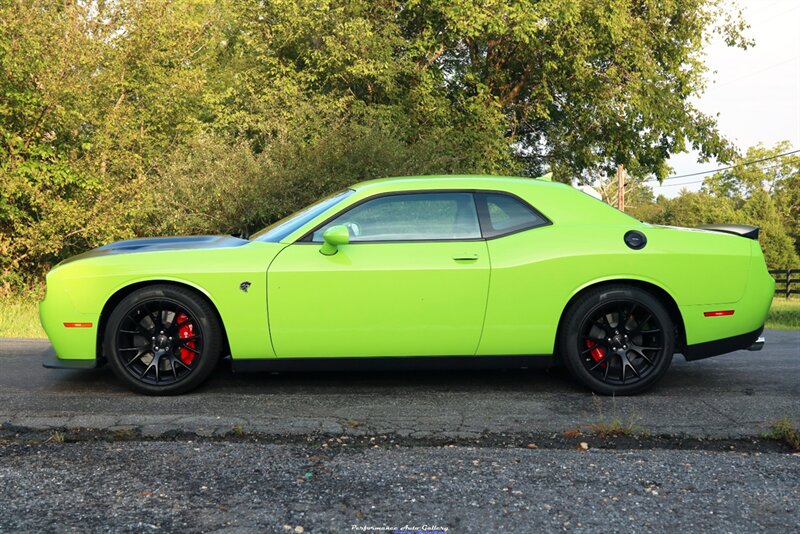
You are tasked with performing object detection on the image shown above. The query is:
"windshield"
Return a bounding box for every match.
[250,189,355,242]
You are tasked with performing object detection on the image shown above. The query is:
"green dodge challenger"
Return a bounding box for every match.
[40,175,774,395]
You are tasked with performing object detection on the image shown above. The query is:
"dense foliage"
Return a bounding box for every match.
[0,0,779,290]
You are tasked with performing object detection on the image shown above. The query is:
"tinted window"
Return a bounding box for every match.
[311,192,481,242]
[479,193,547,237]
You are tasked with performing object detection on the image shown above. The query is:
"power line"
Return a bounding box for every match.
[648,160,789,188]
[664,148,800,180]
[644,148,800,186]
[711,56,799,89]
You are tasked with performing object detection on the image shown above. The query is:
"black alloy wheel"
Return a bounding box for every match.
[104,285,223,395]
[560,285,675,395]
[116,299,202,385]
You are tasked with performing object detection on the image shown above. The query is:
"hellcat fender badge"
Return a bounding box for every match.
[239,281,251,293]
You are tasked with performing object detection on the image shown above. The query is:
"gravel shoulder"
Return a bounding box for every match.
[1,441,798,533]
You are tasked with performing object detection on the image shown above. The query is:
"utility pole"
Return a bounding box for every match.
[616,164,625,211]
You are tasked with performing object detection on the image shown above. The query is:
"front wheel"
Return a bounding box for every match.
[559,285,675,395]
[104,284,223,395]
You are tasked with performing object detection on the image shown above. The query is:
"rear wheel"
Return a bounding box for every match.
[560,285,675,395]
[104,285,223,395]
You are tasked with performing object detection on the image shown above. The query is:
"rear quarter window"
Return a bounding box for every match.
[478,192,549,238]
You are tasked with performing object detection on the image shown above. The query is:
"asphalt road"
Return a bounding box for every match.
[1,332,798,533]
[0,331,798,439]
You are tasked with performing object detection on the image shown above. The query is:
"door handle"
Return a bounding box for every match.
[452,253,479,261]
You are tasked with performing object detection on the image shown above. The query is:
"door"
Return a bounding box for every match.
[267,191,490,357]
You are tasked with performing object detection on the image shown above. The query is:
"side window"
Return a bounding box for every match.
[311,192,481,242]
[479,193,548,238]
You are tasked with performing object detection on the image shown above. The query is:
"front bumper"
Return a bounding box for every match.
[682,326,764,361]
[42,346,100,369]
[39,279,100,363]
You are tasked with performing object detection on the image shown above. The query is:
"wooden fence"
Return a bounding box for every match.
[769,269,800,299]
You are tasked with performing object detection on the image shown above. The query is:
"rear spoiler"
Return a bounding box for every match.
[699,224,759,240]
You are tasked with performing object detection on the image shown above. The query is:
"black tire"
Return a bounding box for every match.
[559,285,675,395]
[103,284,223,395]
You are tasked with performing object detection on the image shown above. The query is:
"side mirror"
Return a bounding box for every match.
[319,225,350,256]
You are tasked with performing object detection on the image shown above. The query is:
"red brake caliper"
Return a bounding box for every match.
[585,340,606,366]
[176,312,196,365]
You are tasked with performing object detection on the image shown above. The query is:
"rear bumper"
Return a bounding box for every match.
[682,326,764,361]
[42,347,100,369]
[748,336,766,351]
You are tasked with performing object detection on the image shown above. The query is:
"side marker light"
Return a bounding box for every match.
[703,310,734,317]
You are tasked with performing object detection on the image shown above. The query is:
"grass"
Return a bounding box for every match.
[45,431,65,444]
[761,418,800,451]
[765,297,800,330]
[111,428,136,441]
[0,291,46,338]
[0,289,797,339]
[589,395,648,438]
[590,417,644,438]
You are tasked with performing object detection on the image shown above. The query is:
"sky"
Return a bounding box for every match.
[650,0,800,198]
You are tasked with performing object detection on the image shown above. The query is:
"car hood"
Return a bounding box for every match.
[58,235,250,266]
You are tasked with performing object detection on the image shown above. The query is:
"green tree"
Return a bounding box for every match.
[0,0,757,288]
[209,0,750,180]
[740,190,799,269]
[399,0,750,181]
[0,0,225,288]
[650,190,738,228]
[703,142,800,258]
